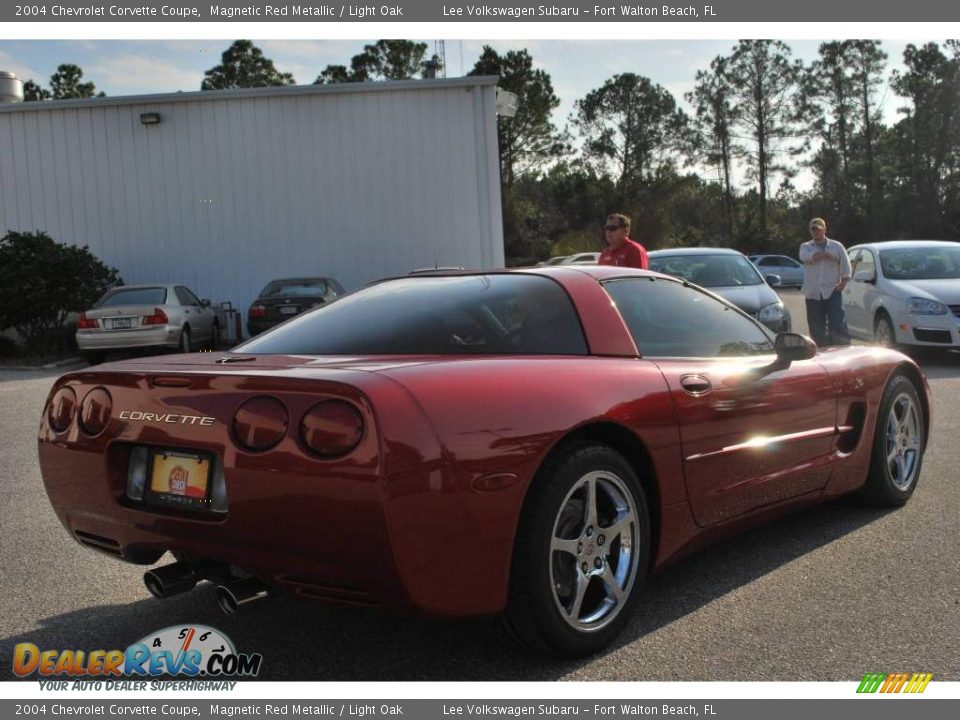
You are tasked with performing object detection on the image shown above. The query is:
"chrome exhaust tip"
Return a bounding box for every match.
[215,577,269,615]
[143,562,199,599]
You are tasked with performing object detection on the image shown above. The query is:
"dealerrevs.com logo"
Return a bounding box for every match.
[857,672,933,694]
[13,625,262,682]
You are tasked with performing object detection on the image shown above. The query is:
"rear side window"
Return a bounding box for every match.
[605,277,773,357]
[98,287,167,308]
[238,275,588,356]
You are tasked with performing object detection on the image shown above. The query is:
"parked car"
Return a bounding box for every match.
[749,254,805,288]
[649,248,791,333]
[247,277,345,336]
[40,266,928,657]
[536,255,568,267]
[844,240,960,349]
[76,284,219,365]
[562,252,601,265]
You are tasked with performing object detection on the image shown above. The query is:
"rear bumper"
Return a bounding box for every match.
[37,437,408,611]
[77,326,182,351]
[247,319,280,336]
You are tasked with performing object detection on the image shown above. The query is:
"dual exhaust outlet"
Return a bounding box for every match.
[143,561,268,615]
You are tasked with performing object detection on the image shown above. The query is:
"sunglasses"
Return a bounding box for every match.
[604,225,624,231]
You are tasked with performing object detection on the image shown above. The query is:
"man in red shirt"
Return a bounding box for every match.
[598,213,648,269]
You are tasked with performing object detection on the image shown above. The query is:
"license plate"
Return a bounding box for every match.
[109,317,134,329]
[280,306,298,315]
[146,450,211,509]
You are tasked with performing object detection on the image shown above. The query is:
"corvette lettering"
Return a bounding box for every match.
[119,411,215,426]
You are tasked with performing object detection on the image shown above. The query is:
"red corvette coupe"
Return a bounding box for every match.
[38,267,930,656]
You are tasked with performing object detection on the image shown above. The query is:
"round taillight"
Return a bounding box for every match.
[300,401,364,457]
[48,387,78,433]
[233,396,288,451]
[79,387,112,436]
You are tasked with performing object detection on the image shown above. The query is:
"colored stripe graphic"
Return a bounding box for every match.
[857,672,932,693]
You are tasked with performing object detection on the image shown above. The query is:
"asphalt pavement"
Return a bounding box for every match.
[1,297,958,681]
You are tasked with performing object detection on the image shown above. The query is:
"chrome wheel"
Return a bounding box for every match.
[549,470,640,632]
[885,391,922,491]
[875,315,895,347]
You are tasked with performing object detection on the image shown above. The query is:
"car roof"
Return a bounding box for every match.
[106,283,177,290]
[851,240,960,251]
[263,277,335,283]
[648,247,746,256]
[381,265,674,284]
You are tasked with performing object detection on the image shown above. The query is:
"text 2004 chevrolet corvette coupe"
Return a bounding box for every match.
[38,267,930,656]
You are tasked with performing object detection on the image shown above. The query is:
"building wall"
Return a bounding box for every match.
[0,79,504,328]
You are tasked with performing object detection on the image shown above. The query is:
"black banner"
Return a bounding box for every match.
[4,0,960,22]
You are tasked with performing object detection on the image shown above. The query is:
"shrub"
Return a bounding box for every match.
[0,231,122,355]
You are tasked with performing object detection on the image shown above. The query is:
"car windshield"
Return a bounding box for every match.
[260,279,330,297]
[649,254,763,287]
[97,287,167,308]
[878,247,960,280]
[237,274,588,356]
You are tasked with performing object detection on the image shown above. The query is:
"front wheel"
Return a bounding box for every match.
[874,312,896,348]
[503,443,650,657]
[861,373,925,506]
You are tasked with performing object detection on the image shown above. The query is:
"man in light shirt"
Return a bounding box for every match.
[799,217,852,347]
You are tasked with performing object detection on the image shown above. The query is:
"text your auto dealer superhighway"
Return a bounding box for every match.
[47,4,201,16]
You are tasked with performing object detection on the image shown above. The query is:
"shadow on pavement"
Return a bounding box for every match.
[0,497,891,682]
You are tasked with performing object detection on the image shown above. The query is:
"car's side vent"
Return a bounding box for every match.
[74,530,123,557]
[837,402,868,454]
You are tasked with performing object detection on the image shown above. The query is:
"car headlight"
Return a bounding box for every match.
[907,297,948,315]
[758,302,786,323]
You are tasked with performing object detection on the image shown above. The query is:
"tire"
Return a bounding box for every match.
[83,351,106,365]
[861,373,925,507]
[178,326,192,354]
[874,311,896,348]
[209,322,221,351]
[503,442,651,657]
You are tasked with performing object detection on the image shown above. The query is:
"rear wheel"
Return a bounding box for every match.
[861,373,925,506]
[83,351,106,365]
[503,442,650,657]
[178,326,192,354]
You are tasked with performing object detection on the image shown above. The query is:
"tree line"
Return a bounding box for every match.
[23,39,960,264]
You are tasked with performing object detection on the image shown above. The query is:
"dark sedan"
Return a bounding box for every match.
[649,248,791,333]
[247,277,345,336]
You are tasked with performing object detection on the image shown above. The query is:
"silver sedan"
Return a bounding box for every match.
[75,284,219,364]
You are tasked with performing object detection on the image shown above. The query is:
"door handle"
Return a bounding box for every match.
[680,374,712,395]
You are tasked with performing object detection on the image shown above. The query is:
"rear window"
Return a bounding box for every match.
[260,279,331,297]
[97,287,167,308]
[238,275,588,356]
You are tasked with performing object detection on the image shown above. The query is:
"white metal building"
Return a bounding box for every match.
[0,77,504,328]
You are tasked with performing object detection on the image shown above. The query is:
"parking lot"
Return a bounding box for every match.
[1,289,958,681]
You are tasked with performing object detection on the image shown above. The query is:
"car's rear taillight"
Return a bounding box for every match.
[48,387,78,432]
[300,401,364,457]
[143,308,169,326]
[249,304,267,319]
[79,388,112,436]
[77,312,98,330]
[233,396,288,451]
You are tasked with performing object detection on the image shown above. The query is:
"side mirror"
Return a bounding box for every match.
[200,298,211,308]
[853,269,876,284]
[765,274,783,288]
[774,332,817,362]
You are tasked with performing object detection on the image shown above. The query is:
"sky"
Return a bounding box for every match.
[0,38,933,123]
[0,38,945,191]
